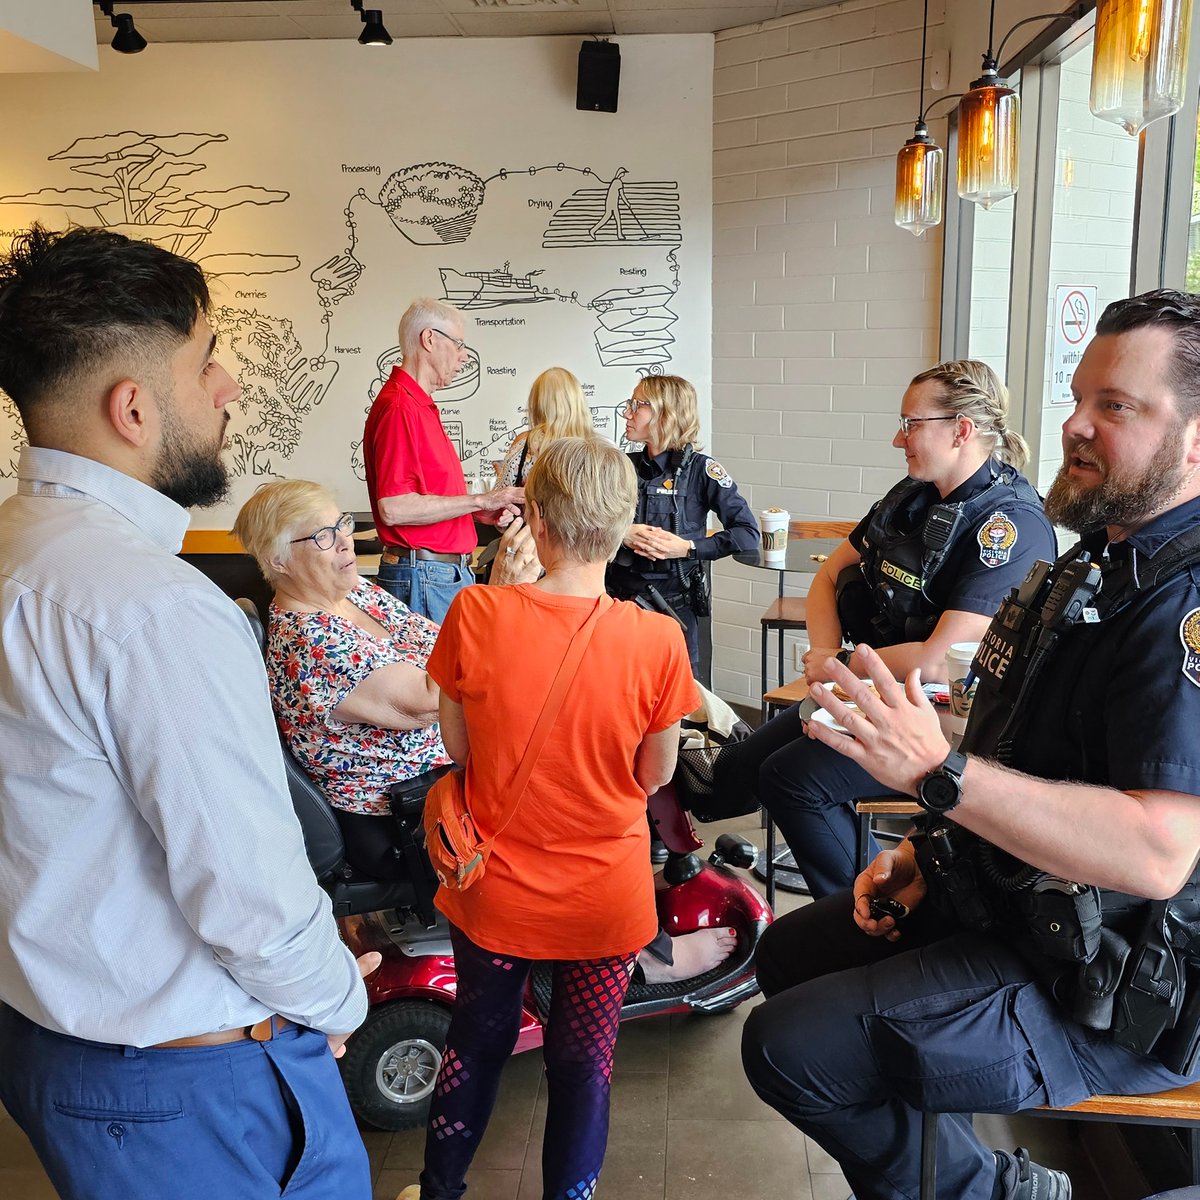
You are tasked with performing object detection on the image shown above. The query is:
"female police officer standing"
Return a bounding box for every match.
[714,360,1056,896]
[606,374,759,676]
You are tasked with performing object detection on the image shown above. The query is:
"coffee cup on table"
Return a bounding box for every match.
[760,508,790,563]
[945,642,981,735]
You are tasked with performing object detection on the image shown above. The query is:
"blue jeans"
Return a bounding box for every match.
[0,1005,371,1200]
[376,557,473,625]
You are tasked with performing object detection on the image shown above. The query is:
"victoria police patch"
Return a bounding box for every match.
[977,511,1018,568]
[706,460,734,488]
[1180,608,1200,688]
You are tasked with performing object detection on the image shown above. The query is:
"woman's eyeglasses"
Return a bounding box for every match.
[623,399,652,415]
[898,415,957,436]
[291,513,355,551]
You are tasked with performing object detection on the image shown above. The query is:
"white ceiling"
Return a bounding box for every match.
[92,0,835,43]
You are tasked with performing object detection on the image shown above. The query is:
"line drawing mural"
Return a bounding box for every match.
[0,131,300,277]
[0,394,24,479]
[591,285,678,369]
[381,162,486,246]
[213,307,339,477]
[542,176,681,248]
[439,262,558,310]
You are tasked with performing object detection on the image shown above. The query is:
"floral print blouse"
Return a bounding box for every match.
[267,578,450,815]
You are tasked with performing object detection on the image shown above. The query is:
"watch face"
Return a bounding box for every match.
[920,772,959,812]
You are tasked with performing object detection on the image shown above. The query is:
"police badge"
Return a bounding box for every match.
[706,460,734,489]
[1180,607,1200,688]
[977,511,1018,569]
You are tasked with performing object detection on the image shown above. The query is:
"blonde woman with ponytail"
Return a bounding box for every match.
[498,367,595,487]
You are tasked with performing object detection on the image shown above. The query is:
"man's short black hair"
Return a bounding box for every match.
[0,224,209,423]
[1096,289,1200,420]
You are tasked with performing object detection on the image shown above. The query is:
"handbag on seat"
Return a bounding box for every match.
[424,595,610,892]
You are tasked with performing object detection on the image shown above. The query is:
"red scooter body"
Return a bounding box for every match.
[337,781,771,1130]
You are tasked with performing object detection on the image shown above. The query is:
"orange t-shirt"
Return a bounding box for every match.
[426,584,699,960]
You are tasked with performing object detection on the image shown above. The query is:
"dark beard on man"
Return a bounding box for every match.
[151,399,231,509]
[1044,429,1186,534]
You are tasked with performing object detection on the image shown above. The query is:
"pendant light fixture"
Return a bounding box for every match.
[1089,0,1194,135]
[895,0,945,236]
[956,0,1020,210]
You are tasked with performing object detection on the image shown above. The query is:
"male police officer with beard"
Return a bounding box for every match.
[741,291,1200,1200]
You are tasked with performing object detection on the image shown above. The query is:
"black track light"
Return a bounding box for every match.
[350,1,392,46]
[97,2,147,54]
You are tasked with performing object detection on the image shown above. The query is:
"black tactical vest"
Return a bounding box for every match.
[837,463,1042,647]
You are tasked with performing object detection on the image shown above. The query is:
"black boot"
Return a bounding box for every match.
[994,1147,1072,1200]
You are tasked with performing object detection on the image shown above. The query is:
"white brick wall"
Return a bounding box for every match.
[711,0,946,704]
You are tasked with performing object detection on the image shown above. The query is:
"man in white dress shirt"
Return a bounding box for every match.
[0,225,378,1199]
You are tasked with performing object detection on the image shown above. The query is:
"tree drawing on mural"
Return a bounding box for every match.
[213,307,338,477]
[0,130,299,278]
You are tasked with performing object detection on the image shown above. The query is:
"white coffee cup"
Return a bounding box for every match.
[760,508,790,562]
[945,642,981,720]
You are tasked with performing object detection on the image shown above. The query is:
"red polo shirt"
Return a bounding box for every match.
[363,367,476,554]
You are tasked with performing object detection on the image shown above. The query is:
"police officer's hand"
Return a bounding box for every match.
[802,645,843,683]
[806,644,950,796]
[852,841,926,941]
[624,524,691,560]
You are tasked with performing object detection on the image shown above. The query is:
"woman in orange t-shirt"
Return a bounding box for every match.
[415,437,698,1200]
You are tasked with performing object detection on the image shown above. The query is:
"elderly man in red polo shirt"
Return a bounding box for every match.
[364,298,524,623]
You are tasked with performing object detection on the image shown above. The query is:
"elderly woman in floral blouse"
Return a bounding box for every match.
[233,480,543,878]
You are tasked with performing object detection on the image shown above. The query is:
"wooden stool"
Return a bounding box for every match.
[854,799,921,873]
[919,1082,1200,1198]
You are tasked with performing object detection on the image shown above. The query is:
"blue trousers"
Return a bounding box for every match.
[376,557,473,625]
[741,893,1199,1200]
[0,1005,371,1200]
[712,702,901,897]
[420,926,636,1200]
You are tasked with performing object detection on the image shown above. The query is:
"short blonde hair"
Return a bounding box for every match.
[525,437,637,564]
[637,374,702,452]
[526,367,592,454]
[233,479,337,585]
[909,359,1030,469]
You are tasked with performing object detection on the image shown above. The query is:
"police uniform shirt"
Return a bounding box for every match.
[849,459,1056,625]
[1002,493,1200,801]
[615,448,759,590]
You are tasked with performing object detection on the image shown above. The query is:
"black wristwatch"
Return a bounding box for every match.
[835,648,853,666]
[917,750,968,814]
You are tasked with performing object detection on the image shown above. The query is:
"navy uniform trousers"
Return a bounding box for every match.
[741,892,1198,1200]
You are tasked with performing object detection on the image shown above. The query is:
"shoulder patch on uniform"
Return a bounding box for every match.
[977,511,1018,568]
[1179,608,1200,688]
[705,459,734,489]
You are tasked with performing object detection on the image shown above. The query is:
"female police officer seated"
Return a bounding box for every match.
[714,360,1056,897]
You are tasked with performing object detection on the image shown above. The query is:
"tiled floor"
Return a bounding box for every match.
[0,813,1119,1200]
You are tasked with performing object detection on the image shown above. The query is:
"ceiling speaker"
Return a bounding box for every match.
[577,41,620,113]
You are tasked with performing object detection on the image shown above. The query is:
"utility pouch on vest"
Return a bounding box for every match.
[685,565,711,617]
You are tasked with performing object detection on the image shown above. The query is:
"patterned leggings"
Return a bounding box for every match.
[419,924,636,1200]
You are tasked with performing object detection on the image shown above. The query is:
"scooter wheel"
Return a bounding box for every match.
[340,1000,452,1131]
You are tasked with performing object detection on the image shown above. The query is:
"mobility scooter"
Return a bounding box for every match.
[237,601,772,1133]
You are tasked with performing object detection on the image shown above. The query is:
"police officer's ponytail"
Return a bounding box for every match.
[910,359,1029,470]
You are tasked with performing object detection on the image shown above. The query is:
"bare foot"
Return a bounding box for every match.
[638,928,737,984]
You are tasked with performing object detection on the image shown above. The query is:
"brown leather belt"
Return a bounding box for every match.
[152,1014,291,1050]
[381,547,470,567]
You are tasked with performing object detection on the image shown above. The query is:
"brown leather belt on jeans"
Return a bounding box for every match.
[381,547,470,567]
[152,1014,291,1050]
